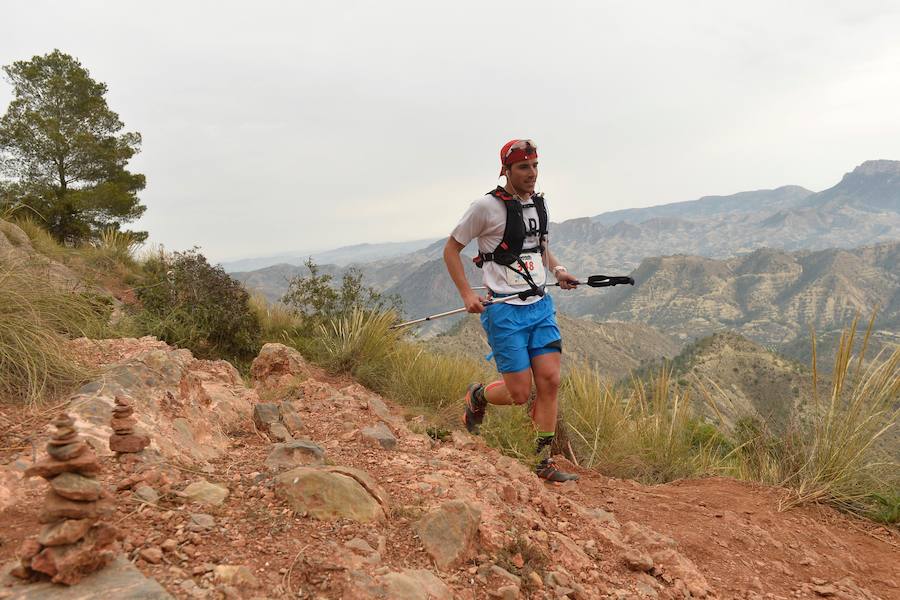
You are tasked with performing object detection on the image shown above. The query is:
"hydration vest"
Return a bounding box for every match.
[473,186,549,269]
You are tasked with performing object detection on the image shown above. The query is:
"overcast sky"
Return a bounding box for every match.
[3,1,900,262]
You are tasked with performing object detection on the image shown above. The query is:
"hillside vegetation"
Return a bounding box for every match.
[3,215,897,525]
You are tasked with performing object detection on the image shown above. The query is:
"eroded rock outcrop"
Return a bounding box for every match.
[65,337,257,468]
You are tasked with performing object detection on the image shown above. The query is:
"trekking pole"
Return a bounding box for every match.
[390,294,524,329]
[471,274,635,290]
[390,274,635,329]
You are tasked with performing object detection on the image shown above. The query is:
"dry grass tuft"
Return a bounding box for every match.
[0,259,104,405]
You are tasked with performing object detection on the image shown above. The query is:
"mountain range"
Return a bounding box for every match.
[233,160,900,355]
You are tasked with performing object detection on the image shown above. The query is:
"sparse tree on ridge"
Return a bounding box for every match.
[0,49,146,244]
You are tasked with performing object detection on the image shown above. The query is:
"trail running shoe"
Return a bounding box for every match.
[535,456,579,482]
[461,383,487,434]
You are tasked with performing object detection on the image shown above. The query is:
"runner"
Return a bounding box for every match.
[443,139,580,482]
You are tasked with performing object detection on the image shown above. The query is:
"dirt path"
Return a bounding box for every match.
[571,473,900,598]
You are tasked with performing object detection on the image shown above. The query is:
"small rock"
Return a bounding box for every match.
[414,500,481,569]
[188,513,216,531]
[528,571,543,588]
[37,518,93,546]
[813,584,838,597]
[161,538,178,552]
[346,538,376,555]
[49,472,102,501]
[46,440,89,461]
[134,485,160,505]
[268,422,293,443]
[252,403,281,433]
[24,448,102,479]
[492,585,519,600]
[279,401,304,433]
[623,548,654,572]
[38,493,114,523]
[451,430,476,450]
[214,564,260,589]
[275,467,386,523]
[109,433,150,453]
[265,439,325,471]
[360,423,397,450]
[140,547,163,564]
[182,480,229,506]
[381,568,452,600]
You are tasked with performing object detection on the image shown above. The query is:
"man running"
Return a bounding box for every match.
[443,138,579,482]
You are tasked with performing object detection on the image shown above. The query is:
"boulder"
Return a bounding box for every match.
[275,467,385,522]
[250,343,310,394]
[413,500,481,569]
[181,480,229,506]
[360,423,397,450]
[264,440,326,471]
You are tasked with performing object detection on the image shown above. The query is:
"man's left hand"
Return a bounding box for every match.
[556,270,579,290]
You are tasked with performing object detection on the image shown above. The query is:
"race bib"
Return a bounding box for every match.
[504,253,547,287]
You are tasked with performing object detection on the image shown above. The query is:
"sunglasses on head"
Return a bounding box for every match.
[503,139,537,160]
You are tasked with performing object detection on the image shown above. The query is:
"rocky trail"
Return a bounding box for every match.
[0,338,898,599]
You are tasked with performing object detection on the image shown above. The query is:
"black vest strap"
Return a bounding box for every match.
[473,187,548,269]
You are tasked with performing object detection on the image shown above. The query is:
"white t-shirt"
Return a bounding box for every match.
[451,192,548,306]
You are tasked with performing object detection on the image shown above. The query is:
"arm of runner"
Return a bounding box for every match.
[543,242,579,290]
[443,236,487,313]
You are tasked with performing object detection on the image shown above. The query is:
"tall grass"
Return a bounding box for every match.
[772,316,899,517]
[317,308,400,380]
[0,259,106,405]
[249,293,304,340]
[561,365,718,483]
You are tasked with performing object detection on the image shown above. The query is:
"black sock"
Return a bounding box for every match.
[535,432,555,455]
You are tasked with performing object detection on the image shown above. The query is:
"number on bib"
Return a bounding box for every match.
[504,253,546,287]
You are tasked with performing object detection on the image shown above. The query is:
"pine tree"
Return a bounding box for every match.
[0,50,146,243]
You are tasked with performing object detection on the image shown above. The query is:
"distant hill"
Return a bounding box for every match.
[221,237,439,272]
[590,185,814,224]
[570,241,899,365]
[638,331,813,431]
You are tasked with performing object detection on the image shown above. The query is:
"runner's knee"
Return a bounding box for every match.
[535,369,560,390]
[509,387,530,405]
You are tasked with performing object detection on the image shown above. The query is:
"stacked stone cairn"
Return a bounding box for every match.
[14,414,118,585]
[109,394,149,454]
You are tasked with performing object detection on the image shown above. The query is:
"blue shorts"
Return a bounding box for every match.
[480,294,562,374]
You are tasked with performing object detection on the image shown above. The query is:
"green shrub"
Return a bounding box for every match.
[281,259,400,333]
[130,248,261,361]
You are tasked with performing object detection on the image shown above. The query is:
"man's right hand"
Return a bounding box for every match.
[463,291,487,314]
